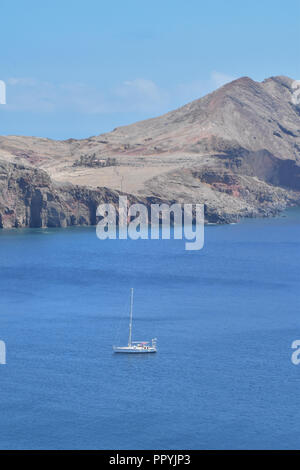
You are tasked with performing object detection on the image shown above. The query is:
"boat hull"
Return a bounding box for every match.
[113,346,156,353]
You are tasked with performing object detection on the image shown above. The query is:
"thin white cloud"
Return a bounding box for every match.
[114,78,169,112]
[7,77,37,86]
[174,80,206,103]
[2,73,236,115]
[211,71,235,88]
[4,77,169,114]
[4,79,107,113]
[118,78,159,98]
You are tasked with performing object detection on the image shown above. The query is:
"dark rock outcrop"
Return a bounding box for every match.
[0,161,125,229]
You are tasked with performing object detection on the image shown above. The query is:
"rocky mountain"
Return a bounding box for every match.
[1,75,300,228]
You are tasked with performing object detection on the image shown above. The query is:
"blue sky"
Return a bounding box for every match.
[0,0,299,139]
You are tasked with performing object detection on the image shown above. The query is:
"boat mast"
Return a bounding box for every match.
[128,288,133,346]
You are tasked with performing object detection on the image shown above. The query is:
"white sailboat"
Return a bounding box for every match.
[113,288,157,353]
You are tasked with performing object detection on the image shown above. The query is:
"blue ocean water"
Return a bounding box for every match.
[1,212,300,450]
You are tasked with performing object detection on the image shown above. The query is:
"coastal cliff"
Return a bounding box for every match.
[0,160,123,229]
[0,160,167,229]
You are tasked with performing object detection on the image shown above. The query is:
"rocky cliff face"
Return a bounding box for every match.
[0,160,121,228]
[0,75,300,228]
[0,160,167,229]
